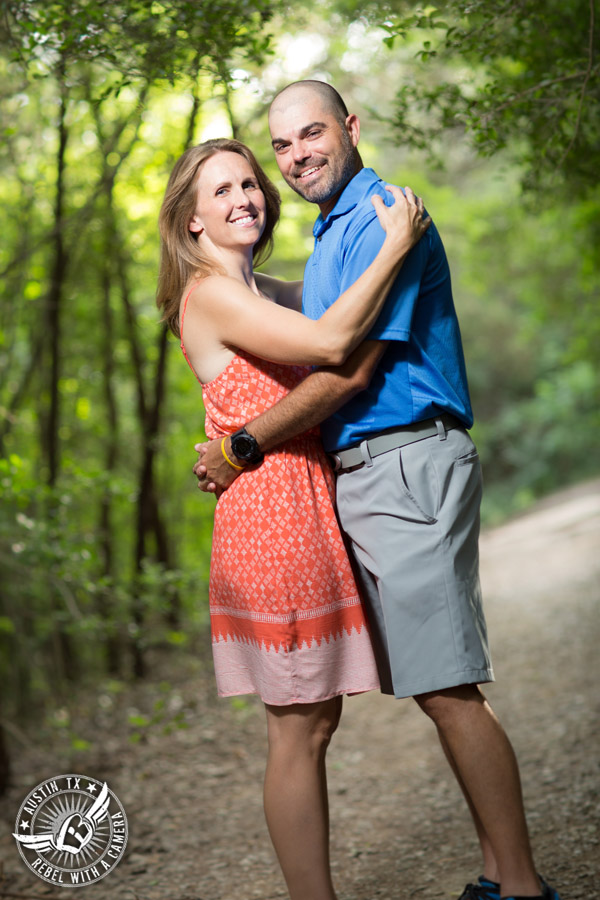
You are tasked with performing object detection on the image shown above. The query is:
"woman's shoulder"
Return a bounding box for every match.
[179,278,215,332]
[182,275,239,312]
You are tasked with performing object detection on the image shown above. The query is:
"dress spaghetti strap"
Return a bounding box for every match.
[179,282,202,381]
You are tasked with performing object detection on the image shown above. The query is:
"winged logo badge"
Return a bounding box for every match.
[13,774,127,886]
[13,781,110,856]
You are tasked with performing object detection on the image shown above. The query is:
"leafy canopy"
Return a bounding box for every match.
[380,0,599,199]
[3,0,277,85]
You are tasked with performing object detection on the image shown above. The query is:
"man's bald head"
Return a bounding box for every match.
[268,80,362,214]
[269,81,349,127]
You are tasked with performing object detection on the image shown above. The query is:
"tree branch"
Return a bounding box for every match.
[481,66,597,122]
[557,0,596,167]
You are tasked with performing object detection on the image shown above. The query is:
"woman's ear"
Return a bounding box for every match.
[189,214,204,234]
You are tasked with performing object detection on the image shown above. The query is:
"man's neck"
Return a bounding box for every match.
[318,159,364,220]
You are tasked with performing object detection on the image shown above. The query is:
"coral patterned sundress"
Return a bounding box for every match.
[180,288,380,705]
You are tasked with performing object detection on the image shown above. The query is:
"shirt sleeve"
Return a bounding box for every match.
[339,203,429,342]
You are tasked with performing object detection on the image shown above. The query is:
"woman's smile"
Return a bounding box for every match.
[229,212,259,227]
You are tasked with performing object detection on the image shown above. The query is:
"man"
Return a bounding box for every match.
[193,80,560,900]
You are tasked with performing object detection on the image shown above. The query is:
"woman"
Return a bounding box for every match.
[157,138,429,900]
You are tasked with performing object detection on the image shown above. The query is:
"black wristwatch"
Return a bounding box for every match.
[230,427,264,465]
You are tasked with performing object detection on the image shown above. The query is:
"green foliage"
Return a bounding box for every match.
[4,0,279,85]
[0,454,209,709]
[380,0,600,199]
[128,693,189,742]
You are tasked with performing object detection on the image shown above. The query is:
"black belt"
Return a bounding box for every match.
[328,414,461,473]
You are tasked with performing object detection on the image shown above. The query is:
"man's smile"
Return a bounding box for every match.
[296,164,325,180]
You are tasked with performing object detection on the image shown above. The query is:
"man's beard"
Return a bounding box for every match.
[287,134,357,205]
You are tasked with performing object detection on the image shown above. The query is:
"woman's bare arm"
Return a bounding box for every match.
[183,185,429,370]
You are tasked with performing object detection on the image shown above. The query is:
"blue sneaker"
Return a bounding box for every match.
[458,878,500,900]
[457,876,561,900]
[502,881,561,900]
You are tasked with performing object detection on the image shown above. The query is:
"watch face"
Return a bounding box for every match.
[231,433,258,461]
[234,436,254,458]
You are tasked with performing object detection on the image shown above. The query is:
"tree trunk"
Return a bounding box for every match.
[88,78,152,680]
[0,719,10,797]
[114,237,149,678]
[146,325,180,629]
[217,64,241,140]
[99,248,121,674]
[131,323,175,676]
[185,66,202,148]
[42,59,77,684]
[45,65,68,490]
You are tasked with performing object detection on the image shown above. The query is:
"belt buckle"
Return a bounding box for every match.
[329,454,343,472]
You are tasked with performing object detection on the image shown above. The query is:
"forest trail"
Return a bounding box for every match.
[1,480,599,900]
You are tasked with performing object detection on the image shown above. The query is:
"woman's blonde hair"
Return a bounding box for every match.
[157,138,281,337]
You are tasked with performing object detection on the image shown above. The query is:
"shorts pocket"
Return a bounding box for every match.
[455,446,479,467]
[396,445,438,524]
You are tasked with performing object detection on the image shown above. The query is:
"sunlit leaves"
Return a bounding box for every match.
[5,0,283,94]
[380,0,600,199]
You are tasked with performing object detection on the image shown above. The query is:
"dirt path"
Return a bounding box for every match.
[1,480,599,900]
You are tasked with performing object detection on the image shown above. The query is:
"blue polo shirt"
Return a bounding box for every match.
[302,168,473,452]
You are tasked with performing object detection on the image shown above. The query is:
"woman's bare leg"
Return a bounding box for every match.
[264,696,343,900]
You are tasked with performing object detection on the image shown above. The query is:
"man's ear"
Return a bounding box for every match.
[345,113,360,148]
[189,214,204,235]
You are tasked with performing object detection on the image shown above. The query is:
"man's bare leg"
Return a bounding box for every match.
[438,730,500,882]
[415,685,541,898]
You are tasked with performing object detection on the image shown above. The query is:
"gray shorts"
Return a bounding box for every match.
[336,422,494,698]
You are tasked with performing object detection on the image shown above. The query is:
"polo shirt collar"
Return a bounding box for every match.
[313,167,378,238]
